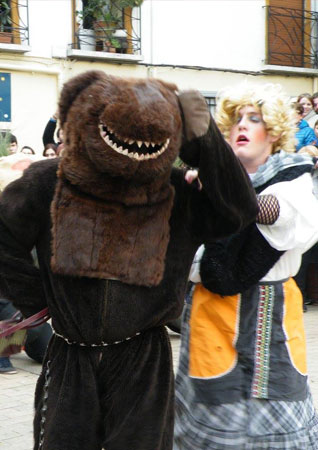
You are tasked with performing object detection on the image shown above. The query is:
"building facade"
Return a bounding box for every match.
[0,0,317,151]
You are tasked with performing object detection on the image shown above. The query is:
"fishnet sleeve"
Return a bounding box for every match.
[256,194,280,225]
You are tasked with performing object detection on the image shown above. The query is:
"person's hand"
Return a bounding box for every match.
[52,111,59,121]
[185,169,202,190]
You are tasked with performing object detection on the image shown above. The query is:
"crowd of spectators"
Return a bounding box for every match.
[0,113,63,373]
[1,111,64,161]
[294,92,318,152]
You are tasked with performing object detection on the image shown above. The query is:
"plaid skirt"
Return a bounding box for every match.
[175,383,318,449]
[174,300,318,449]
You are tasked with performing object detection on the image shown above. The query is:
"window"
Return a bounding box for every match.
[73,0,141,55]
[202,92,217,116]
[265,0,318,68]
[0,0,29,46]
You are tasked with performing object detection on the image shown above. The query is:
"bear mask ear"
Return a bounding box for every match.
[58,70,107,128]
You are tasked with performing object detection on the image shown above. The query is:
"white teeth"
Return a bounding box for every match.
[99,126,171,162]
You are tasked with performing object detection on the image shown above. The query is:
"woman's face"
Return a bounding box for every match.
[299,97,313,116]
[228,106,277,173]
[44,149,57,158]
[21,148,33,155]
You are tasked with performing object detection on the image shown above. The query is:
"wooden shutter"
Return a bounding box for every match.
[267,0,304,67]
[11,0,21,44]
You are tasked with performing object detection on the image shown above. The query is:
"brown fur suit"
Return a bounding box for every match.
[0,71,258,450]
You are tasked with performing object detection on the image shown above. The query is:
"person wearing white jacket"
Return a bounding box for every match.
[174,83,318,449]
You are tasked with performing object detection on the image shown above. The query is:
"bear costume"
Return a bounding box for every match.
[0,71,257,450]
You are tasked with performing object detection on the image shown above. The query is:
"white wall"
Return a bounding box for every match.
[25,0,267,71]
[10,71,58,153]
[141,0,266,71]
[28,0,72,57]
[1,0,316,152]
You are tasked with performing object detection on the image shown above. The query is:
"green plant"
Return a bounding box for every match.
[76,0,143,51]
[77,0,143,25]
[116,0,144,6]
[110,37,121,48]
[0,131,11,157]
[0,1,12,33]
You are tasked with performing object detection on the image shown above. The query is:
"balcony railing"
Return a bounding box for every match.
[265,6,318,69]
[0,0,29,46]
[71,4,141,56]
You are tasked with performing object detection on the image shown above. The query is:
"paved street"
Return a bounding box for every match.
[1,308,318,449]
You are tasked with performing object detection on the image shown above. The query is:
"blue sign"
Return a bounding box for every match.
[0,73,11,122]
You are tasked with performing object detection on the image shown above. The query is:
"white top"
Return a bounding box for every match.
[190,172,318,284]
[257,172,318,281]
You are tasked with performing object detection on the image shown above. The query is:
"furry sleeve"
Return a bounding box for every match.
[0,159,57,316]
[200,224,284,296]
[180,118,259,241]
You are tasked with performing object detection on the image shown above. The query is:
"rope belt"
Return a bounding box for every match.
[54,330,141,347]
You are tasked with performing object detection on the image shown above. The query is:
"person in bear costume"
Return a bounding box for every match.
[0,71,258,450]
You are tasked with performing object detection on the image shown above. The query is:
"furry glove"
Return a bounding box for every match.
[178,90,210,142]
[178,90,211,167]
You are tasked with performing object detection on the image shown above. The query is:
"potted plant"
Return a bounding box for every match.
[76,28,96,51]
[76,1,96,51]
[0,1,12,44]
[77,1,119,51]
[78,0,143,52]
[104,37,121,52]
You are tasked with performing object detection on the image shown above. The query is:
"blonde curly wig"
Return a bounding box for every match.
[215,82,297,154]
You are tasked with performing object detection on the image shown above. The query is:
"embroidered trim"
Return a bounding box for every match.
[38,360,51,450]
[251,284,274,398]
[54,330,141,347]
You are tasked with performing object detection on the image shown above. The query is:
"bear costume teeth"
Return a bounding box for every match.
[99,123,170,161]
